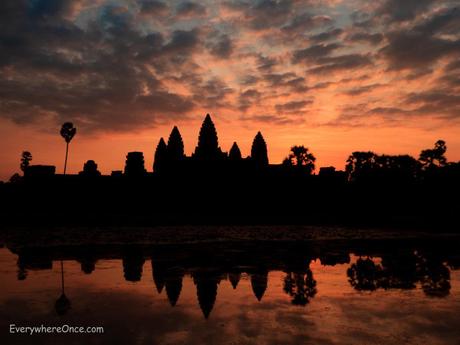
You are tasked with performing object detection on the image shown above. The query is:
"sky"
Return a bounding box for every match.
[1,0,460,180]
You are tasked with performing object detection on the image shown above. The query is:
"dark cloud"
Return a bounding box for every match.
[445,59,460,71]
[347,32,383,45]
[439,73,460,87]
[308,54,373,74]
[223,0,294,31]
[256,54,278,71]
[344,84,384,96]
[281,13,332,34]
[284,77,309,93]
[275,100,312,113]
[376,0,436,22]
[262,72,296,86]
[178,73,234,109]
[260,72,309,93]
[241,114,296,125]
[381,7,460,71]
[414,6,460,34]
[207,34,233,58]
[292,43,342,64]
[240,75,260,86]
[363,89,460,120]
[405,69,433,80]
[175,1,207,17]
[164,29,201,53]
[405,91,460,118]
[381,31,460,71]
[139,0,169,16]
[367,107,411,116]
[238,89,262,111]
[0,0,204,132]
[309,28,343,43]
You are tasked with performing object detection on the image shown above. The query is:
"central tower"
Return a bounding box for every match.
[193,114,224,160]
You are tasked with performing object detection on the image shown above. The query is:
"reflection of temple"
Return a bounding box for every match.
[6,238,459,319]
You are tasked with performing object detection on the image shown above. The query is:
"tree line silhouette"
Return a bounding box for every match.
[1,114,459,227]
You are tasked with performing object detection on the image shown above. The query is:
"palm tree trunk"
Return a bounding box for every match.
[64,142,69,175]
[61,260,65,294]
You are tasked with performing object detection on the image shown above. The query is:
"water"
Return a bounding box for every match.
[0,233,460,345]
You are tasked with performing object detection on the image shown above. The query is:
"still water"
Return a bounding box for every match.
[1,235,460,345]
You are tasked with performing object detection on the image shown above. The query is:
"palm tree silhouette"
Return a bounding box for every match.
[60,122,76,175]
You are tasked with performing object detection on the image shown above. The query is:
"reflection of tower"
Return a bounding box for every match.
[78,256,97,274]
[122,253,145,282]
[165,269,184,307]
[151,259,184,306]
[151,260,165,294]
[55,260,71,315]
[250,270,268,301]
[228,271,241,289]
[193,271,221,319]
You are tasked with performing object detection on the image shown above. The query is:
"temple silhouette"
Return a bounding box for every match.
[1,114,459,228]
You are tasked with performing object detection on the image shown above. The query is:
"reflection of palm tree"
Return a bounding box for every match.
[55,261,71,315]
[60,122,76,175]
[165,275,183,307]
[151,260,165,294]
[283,269,317,306]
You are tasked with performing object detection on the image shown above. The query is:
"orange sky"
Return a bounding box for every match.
[1,0,460,180]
